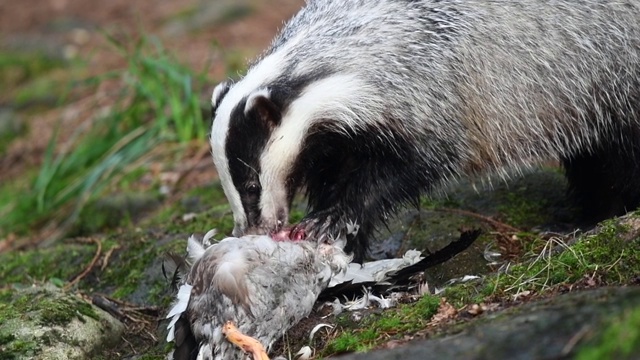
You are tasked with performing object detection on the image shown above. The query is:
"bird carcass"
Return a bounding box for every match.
[165,230,351,360]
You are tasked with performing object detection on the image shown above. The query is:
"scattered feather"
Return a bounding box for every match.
[309,323,334,343]
[295,346,313,360]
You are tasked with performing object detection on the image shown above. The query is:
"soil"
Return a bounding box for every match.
[0,0,303,246]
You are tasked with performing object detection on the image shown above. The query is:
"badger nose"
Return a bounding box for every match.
[232,226,243,237]
[243,226,264,235]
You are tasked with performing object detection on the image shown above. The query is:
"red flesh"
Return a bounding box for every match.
[270,227,306,242]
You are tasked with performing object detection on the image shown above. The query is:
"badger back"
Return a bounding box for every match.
[210,0,640,235]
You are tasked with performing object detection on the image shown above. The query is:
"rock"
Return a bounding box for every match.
[0,284,124,360]
[334,287,640,360]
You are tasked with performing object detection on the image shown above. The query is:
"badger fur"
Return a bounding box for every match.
[211,0,640,262]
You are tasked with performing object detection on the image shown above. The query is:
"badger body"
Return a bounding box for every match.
[211,0,640,261]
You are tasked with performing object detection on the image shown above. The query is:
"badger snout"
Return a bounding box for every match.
[240,209,288,238]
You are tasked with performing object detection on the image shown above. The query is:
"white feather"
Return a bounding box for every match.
[309,323,334,343]
[187,235,206,263]
[295,346,313,360]
[202,229,217,247]
[166,283,193,342]
[329,249,423,287]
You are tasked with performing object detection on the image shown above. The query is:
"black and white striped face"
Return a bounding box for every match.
[210,48,375,238]
[210,51,297,237]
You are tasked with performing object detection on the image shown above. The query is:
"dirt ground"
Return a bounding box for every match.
[0,0,304,245]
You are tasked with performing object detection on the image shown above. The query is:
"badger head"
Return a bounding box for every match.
[211,82,290,237]
[210,55,379,239]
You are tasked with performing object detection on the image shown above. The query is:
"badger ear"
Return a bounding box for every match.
[212,81,232,114]
[244,88,281,128]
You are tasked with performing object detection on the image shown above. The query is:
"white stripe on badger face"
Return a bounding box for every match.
[210,51,287,236]
[259,73,378,226]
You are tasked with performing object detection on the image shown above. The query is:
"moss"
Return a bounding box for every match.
[420,195,461,210]
[1,288,98,327]
[497,192,548,229]
[443,281,489,308]
[323,294,442,356]
[0,241,96,287]
[328,332,364,353]
[409,294,441,319]
[98,230,185,303]
[134,355,168,360]
[146,182,233,236]
[440,214,639,309]
[38,296,98,326]
[569,219,640,284]
[71,192,161,236]
[577,307,640,360]
[0,337,39,360]
[100,233,158,300]
[491,217,640,295]
[0,286,102,359]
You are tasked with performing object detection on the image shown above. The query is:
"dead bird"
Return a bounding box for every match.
[165,229,351,360]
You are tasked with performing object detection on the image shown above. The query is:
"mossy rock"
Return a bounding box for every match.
[333,287,640,360]
[0,284,124,360]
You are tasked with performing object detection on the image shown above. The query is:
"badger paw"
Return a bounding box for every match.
[291,209,347,244]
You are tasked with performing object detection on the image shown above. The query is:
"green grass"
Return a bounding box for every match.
[0,51,65,93]
[493,217,639,294]
[324,294,441,355]
[0,34,212,239]
[442,215,640,304]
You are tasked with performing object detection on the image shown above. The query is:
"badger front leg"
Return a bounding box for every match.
[290,203,374,263]
[290,206,348,242]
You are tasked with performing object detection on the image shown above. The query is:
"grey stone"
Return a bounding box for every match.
[0,284,124,360]
[334,287,640,360]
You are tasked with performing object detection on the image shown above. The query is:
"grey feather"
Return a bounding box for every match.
[166,233,350,360]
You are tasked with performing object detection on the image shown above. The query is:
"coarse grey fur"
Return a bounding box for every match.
[212,0,640,261]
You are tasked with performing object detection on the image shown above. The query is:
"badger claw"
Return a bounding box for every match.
[292,209,346,244]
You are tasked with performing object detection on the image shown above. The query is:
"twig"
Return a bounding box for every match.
[65,238,102,290]
[121,335,137,354]
[93,294,126,319]
[437,207,522,233]
[92,294,162,323]
[101,244,121,271]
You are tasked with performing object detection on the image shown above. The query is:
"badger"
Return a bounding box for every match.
[210,0,640,262]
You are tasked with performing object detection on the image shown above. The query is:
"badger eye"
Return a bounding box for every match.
[246,182,261,195]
